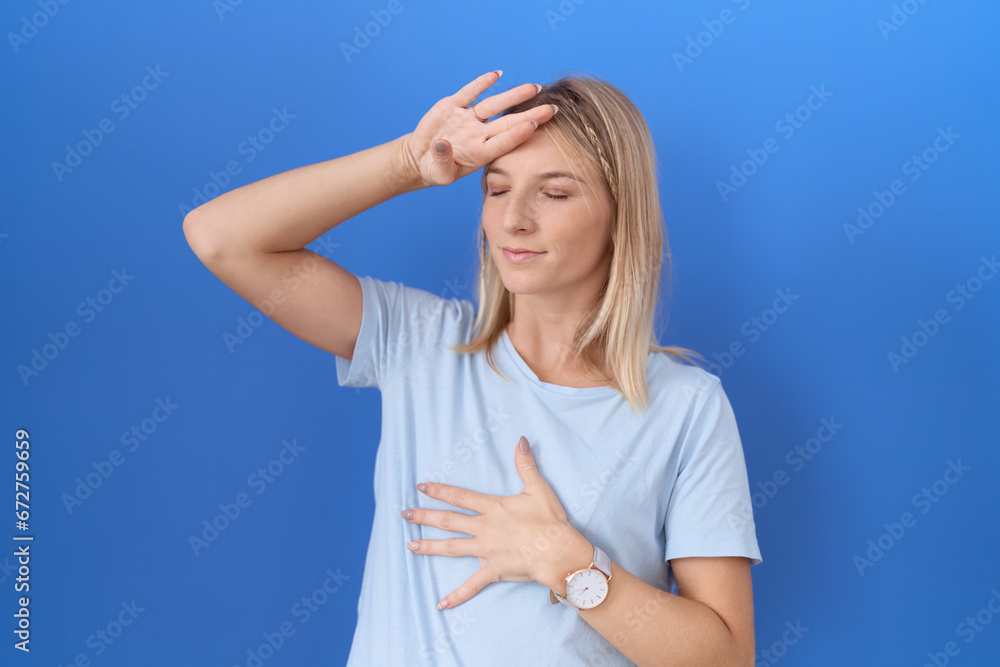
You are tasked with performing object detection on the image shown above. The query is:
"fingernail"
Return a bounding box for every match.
[534,83,543,95]
[437,598,450,610]
[495,70,503,78]
[519,436,530,453]
[406,541,419,551]
[550,104,559,116]
[401,509,414,520]
[417,483,429,493]
[434,141,446,154]
[530,120,538,130]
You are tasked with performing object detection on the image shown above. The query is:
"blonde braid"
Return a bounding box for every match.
[583,121,618,202]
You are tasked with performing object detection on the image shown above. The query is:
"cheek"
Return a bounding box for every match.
[562,209,609,257]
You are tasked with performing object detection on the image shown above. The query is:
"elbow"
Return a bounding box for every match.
[182,208,222,262]
[182,208,203,251]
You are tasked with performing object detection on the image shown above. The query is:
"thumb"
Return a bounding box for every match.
[432,138,452,164]
[515,436,541,488]
[427,139,453,185]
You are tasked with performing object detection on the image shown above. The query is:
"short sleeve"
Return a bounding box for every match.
[335,275,471,389]
[663,378,762,566]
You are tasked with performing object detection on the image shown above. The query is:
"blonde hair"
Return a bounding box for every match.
[448,72,702,415]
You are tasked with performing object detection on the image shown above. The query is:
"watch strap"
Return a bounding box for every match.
[591,545,611,579]
[550,589,577,609]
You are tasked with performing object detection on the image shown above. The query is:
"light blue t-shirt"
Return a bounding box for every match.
[335,275,761,666]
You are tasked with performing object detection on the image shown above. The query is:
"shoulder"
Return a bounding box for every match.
[358,274,478,341]
[647,350,722,407]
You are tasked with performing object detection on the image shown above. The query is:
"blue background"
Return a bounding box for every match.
[2,1,999,665]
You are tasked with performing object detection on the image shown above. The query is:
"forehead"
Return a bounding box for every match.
[486,127,594,181]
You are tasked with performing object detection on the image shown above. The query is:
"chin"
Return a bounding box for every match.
[499,274,542,296]
[508,281,558,298]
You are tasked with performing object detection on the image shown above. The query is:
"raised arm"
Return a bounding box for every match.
[182,70,556,359]
[182,133,424,360]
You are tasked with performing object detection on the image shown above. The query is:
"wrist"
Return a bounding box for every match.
[539,529,594,595]
[388,133,428,193]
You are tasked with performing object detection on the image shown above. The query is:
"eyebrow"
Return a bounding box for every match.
[484,166,586,183]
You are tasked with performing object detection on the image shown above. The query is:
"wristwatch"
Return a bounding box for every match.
[549,545,612,610]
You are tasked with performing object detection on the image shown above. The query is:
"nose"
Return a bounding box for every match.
[498,190,538,235]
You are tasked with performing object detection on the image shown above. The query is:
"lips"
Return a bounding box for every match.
[501,247,545,263]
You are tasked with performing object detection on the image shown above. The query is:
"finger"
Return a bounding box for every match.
[406,535,477,558]
[403,507,478,535]
[480,118,541,163]
[514,436,558,497]
[486,103,558,138]
[452,69,503,108]
[436,569,494,610]
[417,481,493,515]
[473,82,544,122]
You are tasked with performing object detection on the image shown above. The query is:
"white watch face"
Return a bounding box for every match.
[566,569,608,609]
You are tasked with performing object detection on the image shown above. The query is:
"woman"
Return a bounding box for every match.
[184,70,761,666]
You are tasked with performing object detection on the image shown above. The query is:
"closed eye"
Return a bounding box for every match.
[487,190,568,200]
